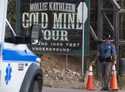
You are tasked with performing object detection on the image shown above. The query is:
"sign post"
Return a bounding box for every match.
[82,0,89,76]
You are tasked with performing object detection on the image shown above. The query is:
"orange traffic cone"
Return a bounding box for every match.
[110,64,118,91]
[86,65,95,90]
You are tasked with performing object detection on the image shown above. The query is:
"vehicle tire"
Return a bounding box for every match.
[29,76,43,92]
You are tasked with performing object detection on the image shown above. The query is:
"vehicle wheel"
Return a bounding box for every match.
[29,77,42,92]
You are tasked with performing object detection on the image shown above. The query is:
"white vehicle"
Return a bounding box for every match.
[0,0,43,92]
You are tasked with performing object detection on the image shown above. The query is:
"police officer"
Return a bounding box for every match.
[97,34,117,90]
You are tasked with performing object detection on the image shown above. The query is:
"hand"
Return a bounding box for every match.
[113,60,117,65]
[90,61,95,66]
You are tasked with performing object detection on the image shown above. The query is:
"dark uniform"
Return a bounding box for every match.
[98,39,117,90]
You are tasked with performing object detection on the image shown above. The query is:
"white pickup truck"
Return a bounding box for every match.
[0,0,43,92]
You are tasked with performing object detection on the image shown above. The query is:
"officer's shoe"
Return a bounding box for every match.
[101,87,109,91]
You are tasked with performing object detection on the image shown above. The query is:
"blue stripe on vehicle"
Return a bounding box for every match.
[3,49,38,62]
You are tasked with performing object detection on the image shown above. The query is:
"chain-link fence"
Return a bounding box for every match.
[7,0,16,30]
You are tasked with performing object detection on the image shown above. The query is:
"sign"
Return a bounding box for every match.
[5,64,12,85]
[21,0,85,55]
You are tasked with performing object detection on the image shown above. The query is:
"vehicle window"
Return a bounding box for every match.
[5,0,16,43]
[5,23,14,42]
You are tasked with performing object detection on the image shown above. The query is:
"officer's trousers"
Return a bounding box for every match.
[100,62,112,88]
